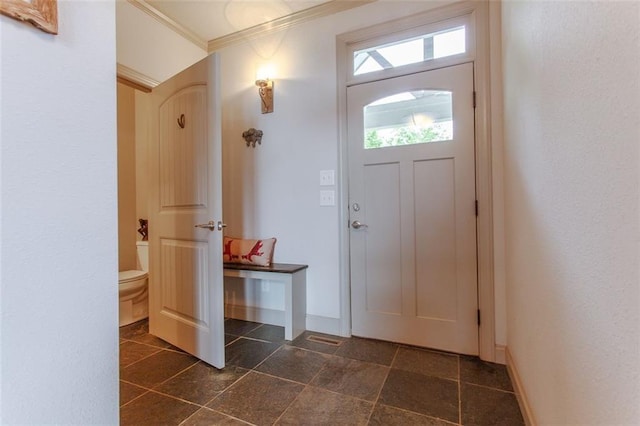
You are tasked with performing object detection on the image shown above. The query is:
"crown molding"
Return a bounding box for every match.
[126,0,208,51]
[207,0,375,53]
[117,63,160,91]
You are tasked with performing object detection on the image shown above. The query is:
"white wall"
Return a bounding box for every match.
[488,1,507,352]
[502,1,640,424]
[219,1,478,330]
[0,2,119,423]
[128,0,508,344]
[116,0,207,84]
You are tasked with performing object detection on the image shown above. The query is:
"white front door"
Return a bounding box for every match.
[348,63,478,355]
[148,54,225,368]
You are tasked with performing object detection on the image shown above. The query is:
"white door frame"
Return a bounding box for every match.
[336,1,497,362]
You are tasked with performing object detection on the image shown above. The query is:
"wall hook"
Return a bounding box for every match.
[177,114,185,129]
[242,128,263,148]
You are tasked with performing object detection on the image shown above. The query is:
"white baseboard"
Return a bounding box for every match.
[225,304,284,327]
[506,347,536,426]
[224,304,341,337]
[495,344,506,364]
[305,315,342,336]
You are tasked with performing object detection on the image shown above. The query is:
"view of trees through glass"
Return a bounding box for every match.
[363,90,453,149]
[365,124,451,149]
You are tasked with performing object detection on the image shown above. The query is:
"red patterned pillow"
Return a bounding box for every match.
[223,237,276,266]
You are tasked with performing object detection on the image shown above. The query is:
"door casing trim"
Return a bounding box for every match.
[336,0,496,362]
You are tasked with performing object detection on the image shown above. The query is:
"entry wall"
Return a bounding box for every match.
[502,1,640,423]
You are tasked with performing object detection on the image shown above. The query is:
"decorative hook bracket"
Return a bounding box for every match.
[242,128,263,148]
[177,114,185,129]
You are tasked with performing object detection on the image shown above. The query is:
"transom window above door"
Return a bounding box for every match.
[354,26,465,76]
[364,90,453,149]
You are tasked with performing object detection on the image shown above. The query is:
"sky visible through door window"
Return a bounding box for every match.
[354,26,466,76]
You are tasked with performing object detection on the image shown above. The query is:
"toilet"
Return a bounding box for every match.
[119,241,149,326]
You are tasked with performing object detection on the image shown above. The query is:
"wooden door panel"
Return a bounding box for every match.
[148,54,225,368]
[159,239,209,327]
[159,86,208,209]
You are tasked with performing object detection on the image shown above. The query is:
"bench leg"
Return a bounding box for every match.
[290,270,307,340]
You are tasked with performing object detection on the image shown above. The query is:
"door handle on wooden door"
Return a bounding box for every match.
[195,221,227,231]
[195,221,217,231]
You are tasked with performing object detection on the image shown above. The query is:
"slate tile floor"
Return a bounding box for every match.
[120,319,525,425]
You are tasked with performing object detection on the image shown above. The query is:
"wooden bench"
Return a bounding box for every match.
[223,263,308,340]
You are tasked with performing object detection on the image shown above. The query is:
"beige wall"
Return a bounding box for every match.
[502,1,640,423]
[117,83,137,271]
[135,90,150,232]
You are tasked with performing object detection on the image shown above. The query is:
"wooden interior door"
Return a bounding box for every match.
[348,63,478,355]
[148,54,225,368]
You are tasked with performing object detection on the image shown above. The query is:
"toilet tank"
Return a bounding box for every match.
[136,241,149,272]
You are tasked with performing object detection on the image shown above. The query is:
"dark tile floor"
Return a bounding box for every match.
[120,319,525,425]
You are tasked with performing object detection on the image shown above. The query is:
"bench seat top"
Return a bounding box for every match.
[223,263,308,274]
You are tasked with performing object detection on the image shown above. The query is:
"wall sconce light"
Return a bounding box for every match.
[255,79,274,114]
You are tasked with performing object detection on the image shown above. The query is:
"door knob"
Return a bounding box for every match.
[195,221,217,231]
[351,220,368,229]
[217,221,227,231]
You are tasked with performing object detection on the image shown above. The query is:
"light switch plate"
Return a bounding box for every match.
[320,190,335,206]
[320,170,335,186]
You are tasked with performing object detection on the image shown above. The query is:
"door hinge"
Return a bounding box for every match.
[477,309,481,326]
[472,91,477,108]
[475,200,479,216]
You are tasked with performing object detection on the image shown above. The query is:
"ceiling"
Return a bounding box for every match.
[144,0,333,42]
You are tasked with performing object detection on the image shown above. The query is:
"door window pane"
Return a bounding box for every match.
[364,90,453,149]
[354,26,465,76]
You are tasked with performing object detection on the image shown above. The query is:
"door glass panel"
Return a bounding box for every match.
[353,26,465,76]
[364,90,453,149]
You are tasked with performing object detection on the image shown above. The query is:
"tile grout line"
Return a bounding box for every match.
[122,321,520,426]
[119,384,150,409]
[283,341,340,357]
[244,339,286,371]
[124,356,201,402]
[365,345,399,423]
[143,387,207,408]
[251,356,409,406]
[462,381,517,394]
[192,407,256,426]
[240,330,314,426]
[248,366,312,387]
[121,371,206,411]
[458,354,462,425]
[271,383,308,425]
[202,367,254,408]
[119,345,164,369]
[226,321,264,337]
[303,349,337,387]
